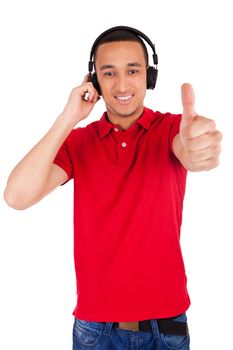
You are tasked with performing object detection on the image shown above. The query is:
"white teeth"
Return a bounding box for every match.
[116,95,132,101]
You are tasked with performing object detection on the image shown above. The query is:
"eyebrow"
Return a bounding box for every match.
[100,62,142,70]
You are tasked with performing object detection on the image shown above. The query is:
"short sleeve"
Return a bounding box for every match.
[169,114,182,155]
[53,135,73,184]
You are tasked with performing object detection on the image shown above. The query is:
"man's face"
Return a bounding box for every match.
[95,41,147,120]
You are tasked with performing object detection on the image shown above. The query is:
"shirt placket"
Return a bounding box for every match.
[112,127,131,163]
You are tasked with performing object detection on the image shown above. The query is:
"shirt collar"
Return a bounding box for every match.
[98,107,156,138]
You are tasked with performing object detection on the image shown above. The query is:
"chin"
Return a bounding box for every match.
[107,102,144,119]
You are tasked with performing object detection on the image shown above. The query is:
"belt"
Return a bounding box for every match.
[111,315,189,336]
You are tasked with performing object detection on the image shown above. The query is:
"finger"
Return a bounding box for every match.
[80,82,93,92]
[183,130,222,152]
[82,85,100,104]
[92,94,101,103]
[185,144,221,166]
[182,116,216,139]
[82,73,91,84]
[87,84,99,102]
[181,83,197,120]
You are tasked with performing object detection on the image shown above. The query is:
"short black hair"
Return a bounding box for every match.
[93,29,149,66]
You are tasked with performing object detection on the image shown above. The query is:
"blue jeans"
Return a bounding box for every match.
[72,313,190,349]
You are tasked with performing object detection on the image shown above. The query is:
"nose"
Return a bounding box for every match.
[115,73,130,92]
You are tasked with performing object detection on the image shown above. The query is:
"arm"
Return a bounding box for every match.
[4,115,73,210]
[4,78,99,210]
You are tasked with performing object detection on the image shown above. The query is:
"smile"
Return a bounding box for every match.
[115,95,133,104]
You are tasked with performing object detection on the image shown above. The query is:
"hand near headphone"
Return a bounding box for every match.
[175,83,222,171]
[62,74,100,125]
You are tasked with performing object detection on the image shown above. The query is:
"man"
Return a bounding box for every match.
[4,26,222,350]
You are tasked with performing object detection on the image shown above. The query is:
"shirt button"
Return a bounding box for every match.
[114,127,119,132]
[121,142,127,148]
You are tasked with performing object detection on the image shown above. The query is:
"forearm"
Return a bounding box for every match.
[4,113,76,208]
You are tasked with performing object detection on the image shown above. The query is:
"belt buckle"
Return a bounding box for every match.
[118,321,140,331]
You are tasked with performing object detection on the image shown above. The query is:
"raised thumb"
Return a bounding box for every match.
[181,83,197,120]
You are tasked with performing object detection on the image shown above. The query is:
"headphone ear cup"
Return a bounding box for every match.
[88,72,101,96]
[147,66,158,89]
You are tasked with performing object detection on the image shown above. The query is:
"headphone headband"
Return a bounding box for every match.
[88,25,158,72]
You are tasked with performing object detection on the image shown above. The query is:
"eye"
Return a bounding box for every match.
[104,71,114,77]
[128,69,139,74]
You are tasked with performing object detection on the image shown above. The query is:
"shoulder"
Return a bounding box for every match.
[144,107,182,130]
[65,118,101,146]
[154,110,182,123]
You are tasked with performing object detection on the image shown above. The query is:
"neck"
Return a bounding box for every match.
[106,106,144,130]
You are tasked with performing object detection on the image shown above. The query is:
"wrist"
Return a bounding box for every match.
[173,133,190,170]
[56,112,80,131]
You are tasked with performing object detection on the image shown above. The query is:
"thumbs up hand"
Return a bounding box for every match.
[174,83,222,171]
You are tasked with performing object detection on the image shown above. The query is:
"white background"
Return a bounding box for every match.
[0,0,232,349]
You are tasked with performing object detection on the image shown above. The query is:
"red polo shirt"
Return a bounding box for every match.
[53,107,191,322]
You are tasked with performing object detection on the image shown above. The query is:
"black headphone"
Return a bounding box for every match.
[88,25,158,96]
